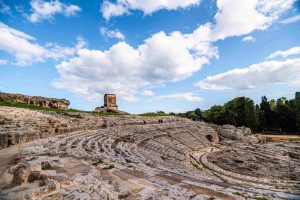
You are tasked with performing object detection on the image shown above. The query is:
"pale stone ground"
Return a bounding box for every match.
[0,106,299,200]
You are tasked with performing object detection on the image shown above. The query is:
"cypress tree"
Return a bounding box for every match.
[296,92,300,131]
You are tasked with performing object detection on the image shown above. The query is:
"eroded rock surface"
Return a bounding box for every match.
[0,106,299,200]
[0,93,70,109]
[210,124,259,143]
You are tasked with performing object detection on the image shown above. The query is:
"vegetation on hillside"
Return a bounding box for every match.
[160,92,300,133]
[2,92,300,133]
[139,111,171,117]
[0,101,124,116]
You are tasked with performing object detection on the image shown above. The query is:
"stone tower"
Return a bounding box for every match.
[104,94,117,108]
[95,94,118,112]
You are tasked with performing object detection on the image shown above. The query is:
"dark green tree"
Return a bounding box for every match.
[224,97,258,130]
[205,105,226,125]
[275,98,296,132]
[194,108,202,120]
[296,92,300,131]
[260,96,273,130]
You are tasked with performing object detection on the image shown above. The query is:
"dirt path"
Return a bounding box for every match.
[258,134,300,142]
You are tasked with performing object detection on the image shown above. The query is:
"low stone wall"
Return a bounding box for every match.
[0,93,70,109]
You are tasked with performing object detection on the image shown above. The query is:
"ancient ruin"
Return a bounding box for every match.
[0,93,70,110]
[0,106,299,200]
[95,94,119,112]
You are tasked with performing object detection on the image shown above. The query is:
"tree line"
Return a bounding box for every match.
[169,92,300,133]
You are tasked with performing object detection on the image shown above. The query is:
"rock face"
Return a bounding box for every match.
[209,124,258,143]
[0,106,103,149]
[0,93,70,109]
[1,106,299,200]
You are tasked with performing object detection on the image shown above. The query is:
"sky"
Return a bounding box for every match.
[0,0,300,114]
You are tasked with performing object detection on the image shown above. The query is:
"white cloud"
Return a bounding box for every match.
[142,90,154,97]
[242,35,255,42]
[28,0,81,23]
[0,22,46,65]
[100,27,125,40]
[152,92,203,103]
[101,0,201,20]
[0,59,7,65]
[53,30,218,102]
[0,23,85,66]
[291,76,300,86]
[267,46,300,59]
[280,14,300,24]
[44,37,87,60]
[101,1,128,20]
[64,4,81,16]
[0,1,11,14]
[195,58,300,90]
[209,0,295,41]
[54,0,295,102]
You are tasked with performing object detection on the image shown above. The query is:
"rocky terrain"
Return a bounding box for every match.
[0,93,70,109]
[0,106,299,200]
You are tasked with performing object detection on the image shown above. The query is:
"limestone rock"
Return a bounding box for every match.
[0,92,70,109]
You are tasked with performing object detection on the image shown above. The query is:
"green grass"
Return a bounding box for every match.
[253,197,270,200]
[0,101,79,112]
[0,101,125,116]
[232,192,248,198]
[138,112,171,117]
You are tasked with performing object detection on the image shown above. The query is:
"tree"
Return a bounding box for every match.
[296,92,300,131]
[204,105,226,125]
[174,93,299,133]
[224,97,258,130]
[275,99,296,132]
[255,104,264,131]
[260,96,273,131]
[187,112,198,121]
[194,108,202,120]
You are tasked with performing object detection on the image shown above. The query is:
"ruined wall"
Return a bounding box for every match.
[0,93,70,110]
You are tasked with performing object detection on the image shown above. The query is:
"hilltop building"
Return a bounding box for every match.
[95,93,118,112]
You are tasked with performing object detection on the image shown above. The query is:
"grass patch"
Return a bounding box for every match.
[139,112,170,117]
[0,101,126,116]
[232,192,248,198]
[253,197,270,200]
[0,101,80,112]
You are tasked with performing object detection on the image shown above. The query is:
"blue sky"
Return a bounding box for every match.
[0,0,300,113]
